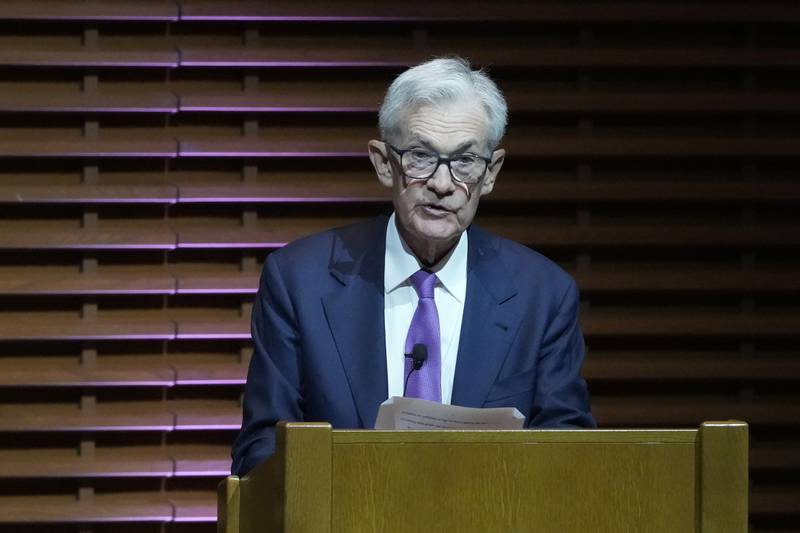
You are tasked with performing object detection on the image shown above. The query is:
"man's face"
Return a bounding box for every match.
[369,98,505,259]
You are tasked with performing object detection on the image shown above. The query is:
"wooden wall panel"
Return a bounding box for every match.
[0,2,798,532]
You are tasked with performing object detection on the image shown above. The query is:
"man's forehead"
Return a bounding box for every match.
[406,134,481,153]
[397,100,490,150]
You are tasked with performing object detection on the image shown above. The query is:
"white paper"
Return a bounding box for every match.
[374,396,525,430]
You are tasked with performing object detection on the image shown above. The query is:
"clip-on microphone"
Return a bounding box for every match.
[403,343,428,395]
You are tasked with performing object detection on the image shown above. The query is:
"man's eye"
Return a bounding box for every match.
[410,150,434,161]
[454,155,477,165]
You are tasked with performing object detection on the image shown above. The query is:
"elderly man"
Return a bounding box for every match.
[232,57,595,476]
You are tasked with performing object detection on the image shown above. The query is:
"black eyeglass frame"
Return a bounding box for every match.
[386,142,495,185]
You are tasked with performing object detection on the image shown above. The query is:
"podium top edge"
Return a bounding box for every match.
[330,428,701,445]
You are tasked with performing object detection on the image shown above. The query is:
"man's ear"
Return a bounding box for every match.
[480,148,505,196]
[368,140,393,188]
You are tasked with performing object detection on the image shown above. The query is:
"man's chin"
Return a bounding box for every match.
[411,220,462,243]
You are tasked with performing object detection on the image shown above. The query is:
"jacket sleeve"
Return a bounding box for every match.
[231,252,305,476]
[528,278,596,428]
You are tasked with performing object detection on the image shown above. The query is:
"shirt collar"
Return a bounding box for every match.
[384,212,468,302]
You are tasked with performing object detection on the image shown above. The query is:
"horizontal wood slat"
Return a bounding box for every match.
[750,448,800,471]
[492,181,800,204]
[0,402,176,432]
[2,134,799,159]
[181,222,800,249]
[174,310,250,340]
[175,178,800,204]
[585,356,800,381]
[180,88,800,114]
[169,491,217,522]
[501,137,800,158]
[0,266,176,295]
[0,486,795,525]
[0,401,241,432]
[179,85,385,113]
[0,136,178,158]
[175,271,260,294]
[2,310,797,342]
[0,135,176,159]
[583,314,800,338]
[574,270,800,292]
[0,355,176,387]
[3,179,799,205]
[0,229,176,250]
[171,400,243,430]
[0,443,792,480]
[593,399,800,426]
[0,265,258,296]
[0,354,246,387]
[0,88,178,114]
[749,487,800,516]
[177,132,800,159]
[0,311,175,341]
[0,184,178,203]
[489,223,800,248]
[179,1,800,23]
[509,91,800,114]
[171,444,233,476]
[0,47,178,68]
[0,447,175,478]
[179,46,800,69]
[0,445,230,478]
[5,0,793,24]
[5,352,799,389]
[169,354,248,385]
[5,43,796,72]
[177,131,370,158]
[0,398,796,434]
[12,264,799,301]
[0,493,175,523]
[0,1,178,21]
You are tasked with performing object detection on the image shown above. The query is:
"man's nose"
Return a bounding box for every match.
[426,162,454,194]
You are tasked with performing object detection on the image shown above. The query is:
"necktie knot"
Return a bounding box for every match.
[410,270,437,299]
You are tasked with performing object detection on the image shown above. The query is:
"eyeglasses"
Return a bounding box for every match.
[387,143,493,185]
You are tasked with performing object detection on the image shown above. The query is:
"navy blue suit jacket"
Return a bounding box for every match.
[232,214,595,476]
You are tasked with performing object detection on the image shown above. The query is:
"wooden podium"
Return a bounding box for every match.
[218,421,748,533]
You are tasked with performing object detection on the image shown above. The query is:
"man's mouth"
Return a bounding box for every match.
[419,204,452,217]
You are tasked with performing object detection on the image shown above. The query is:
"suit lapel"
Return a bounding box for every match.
[321,216,389,428]
[451,225,520,408]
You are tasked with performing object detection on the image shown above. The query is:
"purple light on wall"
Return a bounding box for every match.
[178,196,386,203]
[177,288,256,294]
[180,61,408,68]
[175,423,242,430]
[175,467,230,476]
[179,105,374,113]
[17,334,176,341]
[38,423,176,431]
[38,379,177,387]
[173,515,217,523]
[21,289,177,295]
[12,244,177,250]
[175,333,252,340]
[175,378,246,386]
[181,16,422,22]
[176,242,285,249]
[22,198,178,204]
[178,151,366,158]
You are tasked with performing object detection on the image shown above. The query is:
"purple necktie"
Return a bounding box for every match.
[403,270,442,402]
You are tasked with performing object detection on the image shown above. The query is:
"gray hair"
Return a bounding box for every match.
[378,56,508,151]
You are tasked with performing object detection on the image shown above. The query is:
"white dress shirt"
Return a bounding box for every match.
[384,212,467,404]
